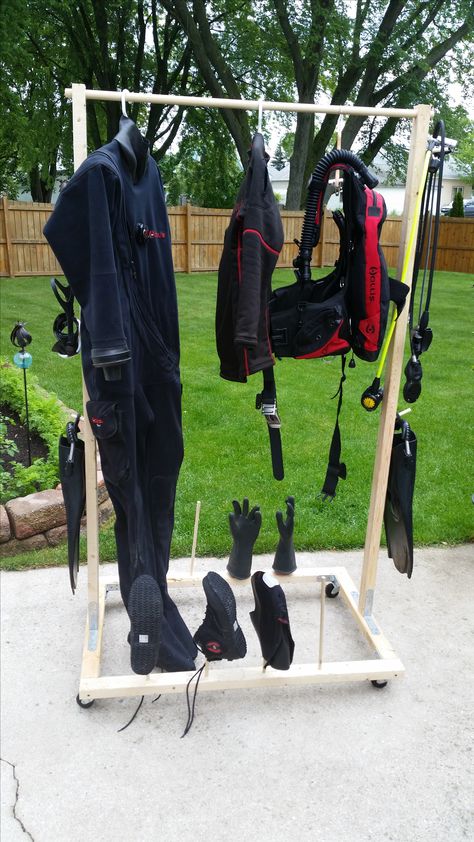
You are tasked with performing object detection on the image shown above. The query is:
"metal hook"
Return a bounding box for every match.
[336,115,344,150]
[121,89,129,118]
[334,116,344,193]
[257,98,264,133]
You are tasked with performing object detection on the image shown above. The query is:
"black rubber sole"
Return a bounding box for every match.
[202,572,247,659]
[128,575,163,675]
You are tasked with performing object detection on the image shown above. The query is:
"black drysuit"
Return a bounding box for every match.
[44,117,197,671]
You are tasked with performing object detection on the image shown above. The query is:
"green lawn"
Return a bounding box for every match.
[1,268,473,569]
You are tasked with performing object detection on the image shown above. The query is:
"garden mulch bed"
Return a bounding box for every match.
[0,403,48,474]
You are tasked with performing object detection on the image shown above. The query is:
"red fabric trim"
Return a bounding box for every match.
[295,323,350,359]
[315,193,324,226]
[360,187,383,350]
[242,228,280,256]
[237,225,242,286]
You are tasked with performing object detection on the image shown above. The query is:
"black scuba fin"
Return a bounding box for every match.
[58,416,85,593]
[383,418,417,578]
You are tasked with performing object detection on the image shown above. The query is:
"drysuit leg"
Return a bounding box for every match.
[86,379,195,671]
[86,392,154,605]
[141,379,197,669]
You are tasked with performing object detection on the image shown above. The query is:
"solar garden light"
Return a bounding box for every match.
[10,321,33,467]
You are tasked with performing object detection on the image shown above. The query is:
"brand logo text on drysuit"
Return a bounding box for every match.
[369,265,379,302]
[145,229,166,239]
[135,222,166,243]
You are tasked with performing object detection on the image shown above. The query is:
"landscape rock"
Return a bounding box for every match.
[98,497,114,525]
[0,532,49,558]
[97,475,109,504]
[45,524,69,546]
[0,505,11,543]
[6,489,67,539]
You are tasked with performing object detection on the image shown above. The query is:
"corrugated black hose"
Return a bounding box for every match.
[296,149,379,282]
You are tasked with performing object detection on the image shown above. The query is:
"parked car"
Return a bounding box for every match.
[464,200,474,217]
[441,198,474,216]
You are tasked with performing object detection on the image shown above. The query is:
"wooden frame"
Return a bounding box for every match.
[78,566,404,702]
[67,84,431,704]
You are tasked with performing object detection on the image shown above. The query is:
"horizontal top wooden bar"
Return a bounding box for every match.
[65,86,419,119]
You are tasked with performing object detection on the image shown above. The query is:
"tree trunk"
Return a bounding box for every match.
[29,166,43,202]
[286,112,314,209]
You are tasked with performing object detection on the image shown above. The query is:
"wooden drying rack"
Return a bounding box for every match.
[64,84,431,705]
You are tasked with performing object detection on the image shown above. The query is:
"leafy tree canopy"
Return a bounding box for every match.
[159,108,243,206]
[1,0,473,206]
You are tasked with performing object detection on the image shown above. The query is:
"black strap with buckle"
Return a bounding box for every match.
[256,367,284,481]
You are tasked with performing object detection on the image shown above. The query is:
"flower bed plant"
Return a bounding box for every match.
[0,359,69,503]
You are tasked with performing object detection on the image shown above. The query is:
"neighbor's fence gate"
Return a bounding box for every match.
[1,194,473,276]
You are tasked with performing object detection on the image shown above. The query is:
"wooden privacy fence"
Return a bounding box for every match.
[1,195,473,277]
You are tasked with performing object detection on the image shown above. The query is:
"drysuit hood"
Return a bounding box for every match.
[115,115,150,183]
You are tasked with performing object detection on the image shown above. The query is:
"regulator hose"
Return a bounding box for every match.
[296,149,378,282]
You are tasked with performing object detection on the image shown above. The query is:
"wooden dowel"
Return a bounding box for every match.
[358,103,432,614]
[64,87,419,119]
[186,201,192,273]
[189,500,201,576]
[318,580,326,669]
[71,82,100,631]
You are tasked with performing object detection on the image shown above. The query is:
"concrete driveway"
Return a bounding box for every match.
[1,545,473,842]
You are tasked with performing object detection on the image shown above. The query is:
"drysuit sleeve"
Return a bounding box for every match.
[44,162,131,373]
[234,225,264,347]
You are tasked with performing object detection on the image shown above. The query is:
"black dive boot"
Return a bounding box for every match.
[194,572,247,661]
[128,575,163,675]
[58,420,86,594]
[250,571,295,670]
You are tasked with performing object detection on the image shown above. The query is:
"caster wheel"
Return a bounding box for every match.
[76,693,95,708]
[325,582,340,599]
[371,680,388,689]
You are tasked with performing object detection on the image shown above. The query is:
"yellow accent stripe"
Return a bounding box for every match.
[375,149,432,380]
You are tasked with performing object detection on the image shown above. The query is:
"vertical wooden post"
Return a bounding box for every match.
[186,201,193,273]
[3,195,14,277]
[71,83,100,648]
[358,104,432,616]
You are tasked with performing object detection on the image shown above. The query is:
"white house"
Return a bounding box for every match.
[269,154,472,214]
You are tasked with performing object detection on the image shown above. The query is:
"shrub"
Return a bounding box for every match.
[450,192,464,217]
[0,360,69,502]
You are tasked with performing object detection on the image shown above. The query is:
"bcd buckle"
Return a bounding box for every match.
[256,393,281,429]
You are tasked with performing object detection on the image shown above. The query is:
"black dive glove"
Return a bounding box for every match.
[226,498,262,580]
[272,496,297,574]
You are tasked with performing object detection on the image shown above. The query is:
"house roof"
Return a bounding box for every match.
[268,163,290,181]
